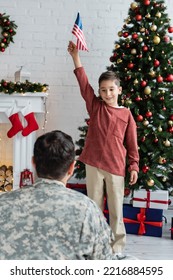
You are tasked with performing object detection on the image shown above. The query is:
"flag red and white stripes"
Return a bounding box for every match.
[72,12,88,51]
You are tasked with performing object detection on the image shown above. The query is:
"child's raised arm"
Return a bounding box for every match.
[68,41,82,69]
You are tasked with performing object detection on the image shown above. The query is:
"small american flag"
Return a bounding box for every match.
[72,12,88,51]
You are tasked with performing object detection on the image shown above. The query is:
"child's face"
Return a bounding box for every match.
[99,79,122,107]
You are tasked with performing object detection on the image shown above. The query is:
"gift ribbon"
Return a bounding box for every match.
[66,183,86,189]
[123,208,163,235]
[133,190,168,208]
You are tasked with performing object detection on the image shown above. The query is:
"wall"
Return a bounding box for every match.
[0,0,173,145]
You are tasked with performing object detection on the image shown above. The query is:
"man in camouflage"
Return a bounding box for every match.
[0,130,135,260]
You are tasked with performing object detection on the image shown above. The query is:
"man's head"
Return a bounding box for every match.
[33,130,75,181]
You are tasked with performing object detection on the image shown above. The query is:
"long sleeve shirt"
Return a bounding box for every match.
[0,178,117,260]
[74,67,139,176]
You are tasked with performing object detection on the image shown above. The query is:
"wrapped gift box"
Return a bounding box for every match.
[66,183,87,195]
[133,189,169,210]
[123,204,163,237]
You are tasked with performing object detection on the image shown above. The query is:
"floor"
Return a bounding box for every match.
[124,208,173,260]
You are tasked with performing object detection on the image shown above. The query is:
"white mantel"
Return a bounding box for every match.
[0,92,47,189]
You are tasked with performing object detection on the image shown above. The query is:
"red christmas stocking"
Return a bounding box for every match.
[22,112,39,136]
[7,113,23,138]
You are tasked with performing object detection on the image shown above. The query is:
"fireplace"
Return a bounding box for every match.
[0,93,47,190]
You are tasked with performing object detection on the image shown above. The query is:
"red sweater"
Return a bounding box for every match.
[74,67,139,177]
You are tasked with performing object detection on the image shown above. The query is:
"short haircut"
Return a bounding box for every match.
[33,130,75,180]
[98,71,120,87]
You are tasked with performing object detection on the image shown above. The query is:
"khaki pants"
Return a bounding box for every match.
[86,164,126,253]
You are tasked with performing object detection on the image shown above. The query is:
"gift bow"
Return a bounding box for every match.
[123,208,162,235]
[133,190,168,208]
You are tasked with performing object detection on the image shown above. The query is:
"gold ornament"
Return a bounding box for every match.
[164,139,171,147]
[143,119,149,126]
[117,59,122,64]
[3,32,8,37]
[131,48,137,54]
[149,70,156,77]
[133,79,138,85]
[153,35,160,44]
[140,27,145,33]
[138,37,143,42]
[157,125,162,132]
[150,25,157,31]
[125,99,132,106]
[130,2,138,10]
[159,156,165,164]
[118,31,122,37]
[162,177,167,182]
[145,13,151,19]
[115,44,120,49]
[168,120,173,126]
[147,179,154,187]
[144,86,151,95]
[156,12,161,18]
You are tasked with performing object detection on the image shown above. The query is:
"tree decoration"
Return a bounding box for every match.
[0,12,17,52]
[0,80,49,94]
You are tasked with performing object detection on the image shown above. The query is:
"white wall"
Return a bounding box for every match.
[0,0,173,144]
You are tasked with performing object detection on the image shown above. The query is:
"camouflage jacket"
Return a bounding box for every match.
[0,178,116,260]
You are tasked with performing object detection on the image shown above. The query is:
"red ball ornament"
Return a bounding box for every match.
[0,48,5,52]
[168,126,173,133]
[138,54,143,59]
[124,188,131,196]
[168,27,173,33]
[5,20,10,26]
[164,36,170,43]
[127,62,134,69]
[136,114,143,122]
[145,111,152,118]
[156,76,163,83]
[123,32,129,38]
[2,38,7,43]
[153,137,159,143]
[140,80,147,87]
[154,59,160,67]
[166,74,173,82]
[135,14,142,21]
[141,136,146,142]
[142,45,148,52]
[142,165,150,173]
[169,115,173,121]
[135,96,142,102]
[144,0,150,5]
[2,81,8,87]
[132,33,138,39]
[9,29,13,33]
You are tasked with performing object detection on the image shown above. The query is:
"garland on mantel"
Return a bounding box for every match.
[0,79,49,94]
[0,12,17,52]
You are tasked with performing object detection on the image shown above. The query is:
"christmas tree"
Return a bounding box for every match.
[108,0,173,191]
[74,0,173,193]
[74,119,89,179]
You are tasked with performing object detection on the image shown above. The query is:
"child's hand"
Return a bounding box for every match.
[129,170,138,185]
[68,41,82,68]
[68,41,78,57]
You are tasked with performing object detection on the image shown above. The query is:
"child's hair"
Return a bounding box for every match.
[98,71,120,87]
